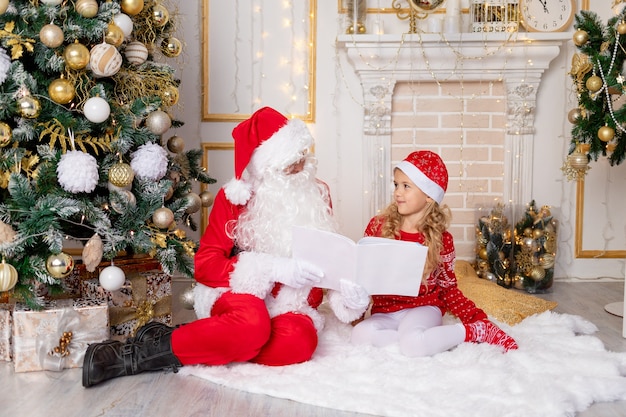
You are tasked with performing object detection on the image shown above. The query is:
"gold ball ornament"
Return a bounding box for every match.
[618,21,626,35]
[109,162,135,187]
[568,148,588,170]
[179,285,195,310]
[105,22,125,48]
[539,253,555,269]
[121,0,144,16]
[200,191,214,207]
[513,275,525,290]
[573,29,589,46]
[152,4,170,27]
[0,121,12,147]
[0,259,18,292]
[532,228,544,239]
[585,75,603,93]
[161,85,179,107]
[166,135,184,153]
[528,266,546,282]
[48,78,76,104]
[478,247,488,260]
[46,252,75,279]
[124,41,149,65]
[598,125,615,142]
[161,37,182,58]
[607,142,617,152]
[76,0,99,18]
[90,43,123,78]
[152,207,175,229]
[567,108,581,124]
[184,193,202,214]
[145,110,172,135]
[64,41,90,70]
[18,95,41,118]
[39,23,64,48]
[0,0,8,15]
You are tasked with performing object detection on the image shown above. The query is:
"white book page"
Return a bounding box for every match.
[292,227,428,295]
[291,226,355,291]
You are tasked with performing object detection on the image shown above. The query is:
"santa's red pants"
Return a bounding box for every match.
[171,291,318,366]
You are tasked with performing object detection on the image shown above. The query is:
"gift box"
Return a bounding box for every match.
[12,298,109,373]
[80,270,172,341]
[0,304,13,362]
[54,255,163,300]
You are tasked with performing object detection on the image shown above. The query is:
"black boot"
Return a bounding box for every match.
[134,321,176,343]
[82,326,181,388]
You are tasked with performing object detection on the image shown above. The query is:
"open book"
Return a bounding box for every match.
[291,226,427,296]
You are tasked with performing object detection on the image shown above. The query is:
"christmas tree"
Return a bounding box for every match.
[565,5,626,180]
[0,0,214,308]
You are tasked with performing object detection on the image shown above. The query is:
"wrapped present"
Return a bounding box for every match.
[81,270,172,341]
[52,255,162,300]
[12,298,109,373]
[0,304,12,362]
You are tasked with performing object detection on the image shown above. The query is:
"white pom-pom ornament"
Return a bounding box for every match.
[99,265,126,291]
[57,150,99,193]
[131,143,168,180]
[84,96,110,123]
[0,48,10,85]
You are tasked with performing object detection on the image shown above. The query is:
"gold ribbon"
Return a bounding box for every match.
[109,273,172,335]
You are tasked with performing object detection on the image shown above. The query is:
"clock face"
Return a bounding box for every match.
[520,0,576,32]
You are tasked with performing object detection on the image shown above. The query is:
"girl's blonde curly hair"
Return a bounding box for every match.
[378,200,452,283]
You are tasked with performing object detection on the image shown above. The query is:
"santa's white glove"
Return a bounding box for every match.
[339,279,370,310]
[272,257,324,289]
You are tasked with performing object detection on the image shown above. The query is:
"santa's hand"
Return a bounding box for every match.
[273,257,324,288]
[339,279,370,310]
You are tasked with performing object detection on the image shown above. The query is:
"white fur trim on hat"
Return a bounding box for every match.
[247,118,313,178]
[396,160,445,204]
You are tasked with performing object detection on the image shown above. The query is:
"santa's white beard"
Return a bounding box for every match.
[233,157,337,256]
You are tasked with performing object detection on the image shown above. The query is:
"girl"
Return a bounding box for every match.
[351,150,518,356]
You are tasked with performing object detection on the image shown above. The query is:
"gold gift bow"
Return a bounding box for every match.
[37,301,109,372]
[109,272,172,335]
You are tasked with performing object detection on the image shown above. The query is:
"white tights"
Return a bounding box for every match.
[351,306,466,357]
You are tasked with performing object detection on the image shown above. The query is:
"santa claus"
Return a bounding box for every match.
[83,107,369,387]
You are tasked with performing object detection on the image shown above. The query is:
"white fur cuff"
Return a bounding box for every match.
[230,251,275,298]
[327,290,368,324]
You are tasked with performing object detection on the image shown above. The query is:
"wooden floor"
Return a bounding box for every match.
[1,279,625,417]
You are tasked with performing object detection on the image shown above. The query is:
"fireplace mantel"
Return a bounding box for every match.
[336,32,570,215]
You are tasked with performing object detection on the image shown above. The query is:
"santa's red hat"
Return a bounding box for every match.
[395,150,448,204]
[223,107,313,205]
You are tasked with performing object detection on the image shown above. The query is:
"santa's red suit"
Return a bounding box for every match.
[170,107,368,366]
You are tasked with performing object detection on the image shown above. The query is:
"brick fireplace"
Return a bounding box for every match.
[337,32,569,259]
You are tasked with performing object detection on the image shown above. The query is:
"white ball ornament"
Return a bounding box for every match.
[113,13,134,39]
[99,265,126,291]
[90,43,123,78]
[84,96,111,123]
[41,0,63,5]
[76,0,99,18]
[39,23,64,48]
[124,41,149,65]
[0,0,8,15]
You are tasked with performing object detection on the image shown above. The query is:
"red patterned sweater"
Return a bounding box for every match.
[364,217,487,324]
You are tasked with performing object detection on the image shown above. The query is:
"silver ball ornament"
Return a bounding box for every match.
[152,207,174,229]
[145,110,171,135]
[184,193,202,214]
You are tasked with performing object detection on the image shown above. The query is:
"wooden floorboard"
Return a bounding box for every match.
[0,279,624,417]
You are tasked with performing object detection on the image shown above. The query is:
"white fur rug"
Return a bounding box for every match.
[179,309,626,417]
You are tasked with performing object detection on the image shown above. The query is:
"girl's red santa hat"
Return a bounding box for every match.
[224,107,314,205]
[396,150,448,205]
